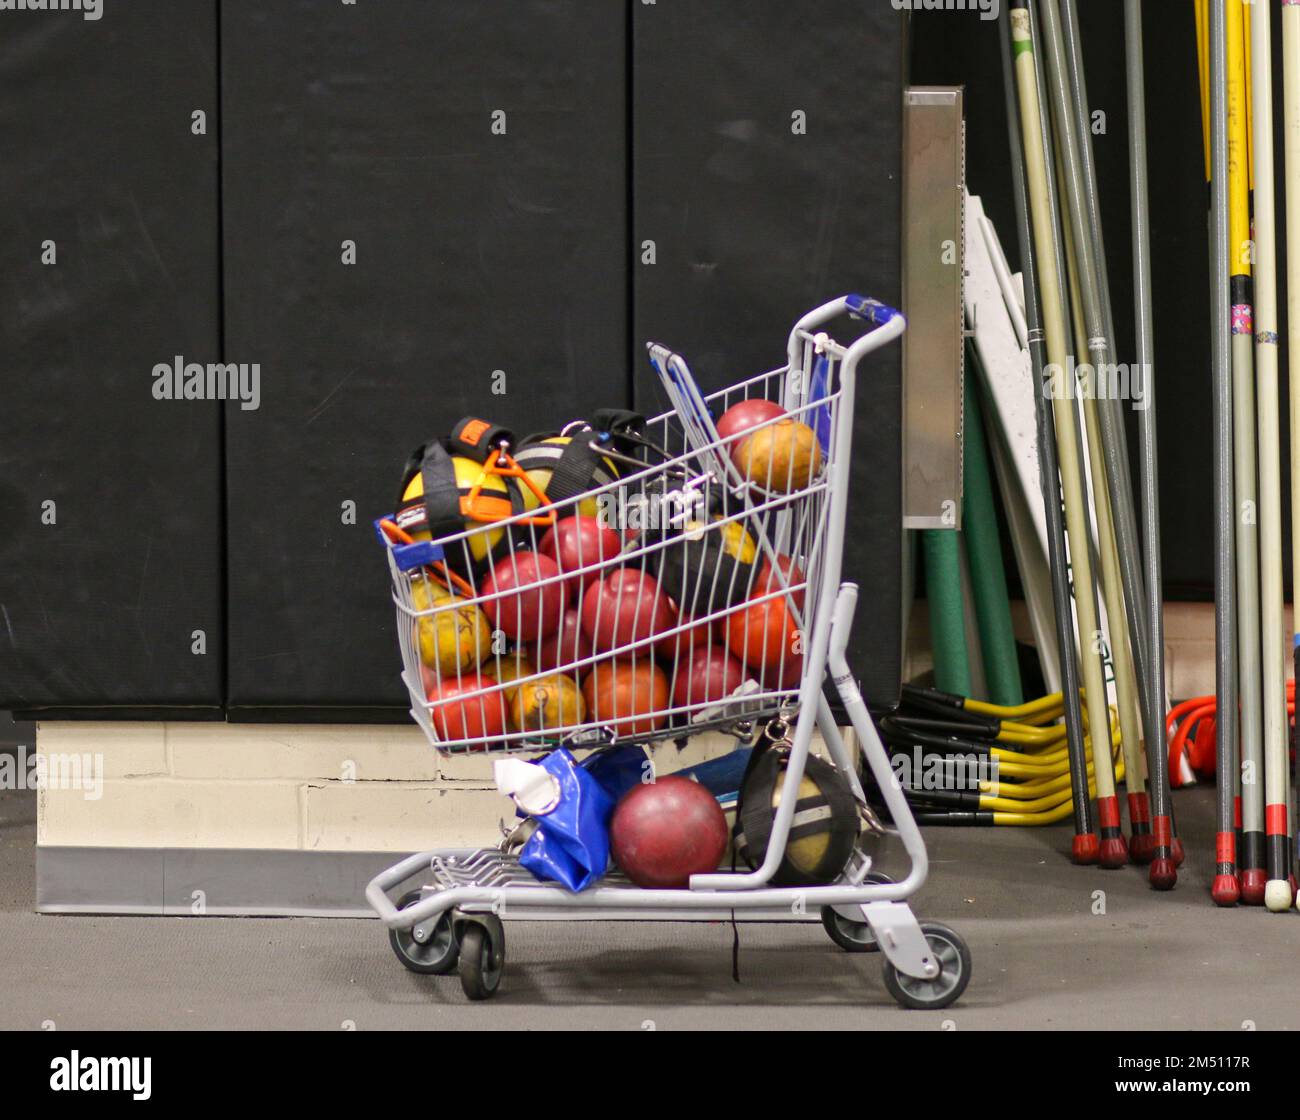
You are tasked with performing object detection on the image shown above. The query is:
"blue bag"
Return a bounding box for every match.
[518,749,615,892]
[581,743,648,803]
[674,747,751,800]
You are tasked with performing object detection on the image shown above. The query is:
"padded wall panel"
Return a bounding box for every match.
[0,3,223,709]
[221,0,628,710]
[633,1,907,708]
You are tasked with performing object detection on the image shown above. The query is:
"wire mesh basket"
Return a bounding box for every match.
[376,337,846,756]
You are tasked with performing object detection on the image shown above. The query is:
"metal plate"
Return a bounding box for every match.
[902,87,966,529]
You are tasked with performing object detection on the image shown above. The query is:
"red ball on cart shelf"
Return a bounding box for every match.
[538,515,623,591]
[672,644,747,709]
[610,776,729,889]
[581,568,678,654]
[530,606,594,673]
[481,551,565,641]
[422,669,505,745]
[581,659,670,737]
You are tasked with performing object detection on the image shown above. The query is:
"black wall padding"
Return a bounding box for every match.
[913,1,1284,601]
[632,1,907,708]
[220,0,628,710]
[0,4,224,709]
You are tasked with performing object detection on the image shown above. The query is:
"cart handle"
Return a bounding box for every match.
[784,294,905,395]
[845,293,903,325]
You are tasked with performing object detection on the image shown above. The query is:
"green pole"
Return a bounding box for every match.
[962,353,1024,706]
[922,527,972,698]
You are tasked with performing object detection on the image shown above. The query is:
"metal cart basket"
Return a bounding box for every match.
[365,295,971,1008]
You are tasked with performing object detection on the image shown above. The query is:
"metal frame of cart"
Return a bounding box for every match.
[366,295,972,1008]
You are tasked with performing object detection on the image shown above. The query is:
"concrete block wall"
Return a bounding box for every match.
[35,722,773,853]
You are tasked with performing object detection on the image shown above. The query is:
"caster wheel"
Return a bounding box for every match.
[458,918,505,1001]
[882,922,971,1010]
[820,872,892,953]
[389,892,458,975]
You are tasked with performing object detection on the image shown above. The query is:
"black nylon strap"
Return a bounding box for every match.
[419,441,466,542]
[448,416,514,462]
[736,747,780,858]
[736,749,858,886]
[545,436,606,505]
[394,439,464,542]
[731,735,774,841]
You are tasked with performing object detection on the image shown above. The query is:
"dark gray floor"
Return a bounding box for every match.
[0,735,1296,1029]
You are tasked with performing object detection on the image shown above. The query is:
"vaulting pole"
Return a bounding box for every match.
[1056,0,1160,776]
[1057,191,1146,866]
[1208,0,1241,906]
[1059,0,1185,875]
[1011,0,1117,866]
[1124,0,1176,875]
[1244,0,1281,907]
[1037,0,1130,867]
[1276,0,1300,911]
[999,4,1097,856]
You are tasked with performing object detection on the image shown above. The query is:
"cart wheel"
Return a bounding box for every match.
[881,922,971,1010]
[458,919,505,1001]
[389,891,458,975]
[821,907,878,952]
[820,872,892,953]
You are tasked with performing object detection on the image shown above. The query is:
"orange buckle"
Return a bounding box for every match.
[470,449,557,527]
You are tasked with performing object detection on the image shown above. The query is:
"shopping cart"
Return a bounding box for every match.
[365,294,972,1009]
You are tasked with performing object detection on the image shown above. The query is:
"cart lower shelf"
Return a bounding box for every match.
[371,847,972,1009]
[393,847,855,922]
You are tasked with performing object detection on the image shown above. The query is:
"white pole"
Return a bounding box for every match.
[1278,0,1300,911]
